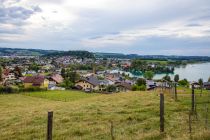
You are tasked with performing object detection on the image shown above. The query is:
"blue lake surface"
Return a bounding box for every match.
[111,62,210,82]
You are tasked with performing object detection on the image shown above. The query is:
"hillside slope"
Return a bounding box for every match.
[0,91,209,140]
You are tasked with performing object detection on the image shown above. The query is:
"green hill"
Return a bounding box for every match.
[43,50,95,58]
[0,47,57,56]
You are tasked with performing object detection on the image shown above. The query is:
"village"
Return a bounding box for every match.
[1,55,210,94]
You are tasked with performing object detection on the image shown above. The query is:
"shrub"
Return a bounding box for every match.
[178,79,189,87]
[0,86,19,94]
[132,85,138,91]
[22,87,47,92]
[132,85,146,91]
[106,85,116,92]
[136,78,146,86]
[139,85,146,91]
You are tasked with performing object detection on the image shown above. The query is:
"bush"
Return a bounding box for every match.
[106,85,116,92]
[178,79,189,87]
[0,86,19,94]
[132,85,146,91]
[21,87,47,92]
[139,85,146,91]
[132,85,138,91]
[136,78,146,86]
[0,86,47,94]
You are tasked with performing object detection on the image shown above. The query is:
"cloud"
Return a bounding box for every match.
[186,23,202,27]
[0,0,210,56]
[0,5,42,25]
[0,0,42,42]
[82,23,210,47]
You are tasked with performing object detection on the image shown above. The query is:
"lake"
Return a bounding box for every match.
[110,62,210,82]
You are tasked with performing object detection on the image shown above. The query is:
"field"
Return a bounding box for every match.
[0,89,210,140]
[23,90,99,102]
[143,59,168,65]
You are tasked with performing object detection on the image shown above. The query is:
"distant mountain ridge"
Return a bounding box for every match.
[0,47,210,61]
[94,52,210,61]
[0,47,57,56]
[43,50,95,58]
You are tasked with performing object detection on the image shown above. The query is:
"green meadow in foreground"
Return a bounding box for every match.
[0,89,209,140]
[23,90,99,102]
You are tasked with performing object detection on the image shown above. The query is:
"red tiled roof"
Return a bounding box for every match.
[50,74,63,84]
[3,69,10,76]
[23,76,45,86]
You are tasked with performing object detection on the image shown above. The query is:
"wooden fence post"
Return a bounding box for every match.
[110,121,115,140]
[189,111,192,133]
[172,83,175,98]
[191,85,195,113]
[174,83,177,101]
[205,105,209,129]
[160,93,164,133]
[47,111,53,140]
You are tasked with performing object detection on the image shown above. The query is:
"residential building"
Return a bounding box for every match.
[75,75,100,91]
[23,75,49,88]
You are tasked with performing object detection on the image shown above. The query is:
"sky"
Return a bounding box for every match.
[0,0,210,56]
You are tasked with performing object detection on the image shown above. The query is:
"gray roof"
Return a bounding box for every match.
[204,82,210,86]
[81,75,100,86]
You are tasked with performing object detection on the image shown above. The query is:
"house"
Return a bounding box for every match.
[146,80,156,90]
[48,74,64,89]
[99,79,112,91]
[115,82,132,92]
[156,82,170,88]
[2,69,16,84]
[124,79,135,85]
[23,75,49,88]
[189,82,200,89]
[75,75,100,91]
[203,82,210,90]
[105,73,121,83]
[49,74,63,84]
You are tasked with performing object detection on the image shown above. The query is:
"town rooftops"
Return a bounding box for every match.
[3,69,11,76]
[115,82,132,90]
[23,75,45,86]
[50,74,63,84]
[78,75,100,86]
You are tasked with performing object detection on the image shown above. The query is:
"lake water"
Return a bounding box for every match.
[110,62,210,82]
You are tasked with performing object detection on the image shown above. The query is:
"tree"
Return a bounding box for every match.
[29,63,39,72]
[163,75,171,82]
[61,79,74,89]
[178,79,189,87]
[208,77,210,82]
[65,69,80,83]
[13,66,22,78]
[61,68,66,78]
[174,74,179,82]
[143,71,154,80]
[198,78,203,96]
[136,78,146,86]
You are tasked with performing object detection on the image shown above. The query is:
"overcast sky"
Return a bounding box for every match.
[0,0,210,56]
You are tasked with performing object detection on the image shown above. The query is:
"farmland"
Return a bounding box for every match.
[0,90,210,140]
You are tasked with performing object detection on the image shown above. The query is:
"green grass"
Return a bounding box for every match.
[143,59,168,65]
[177,86,210,95]
[0,90,209,140]
[23,90,99,102]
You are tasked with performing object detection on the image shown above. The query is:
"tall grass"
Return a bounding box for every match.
[0,90,209,139]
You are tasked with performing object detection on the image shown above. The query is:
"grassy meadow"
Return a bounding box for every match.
[0,89,210,140]
[23,90,99,102]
